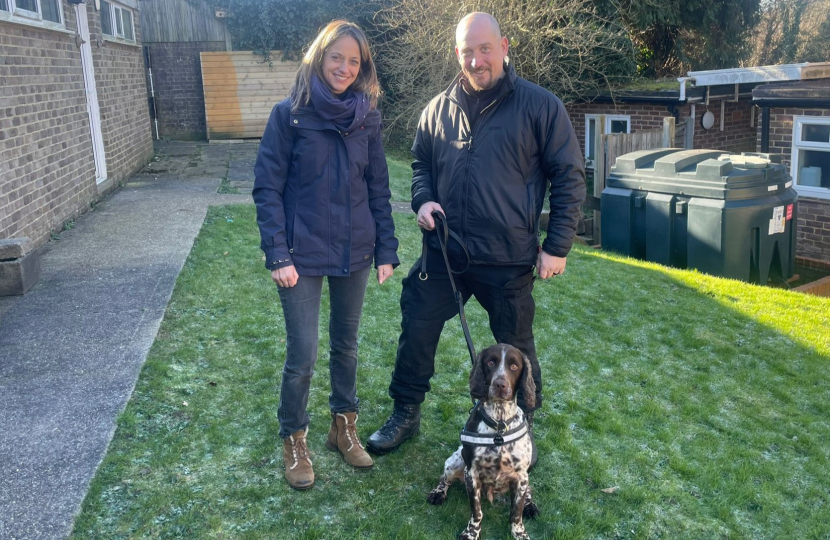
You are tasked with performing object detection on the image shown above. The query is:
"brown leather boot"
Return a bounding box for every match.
[325,412,373,469]
[282,429,314,490]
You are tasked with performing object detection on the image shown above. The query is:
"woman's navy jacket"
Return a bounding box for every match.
[253,99,399,276]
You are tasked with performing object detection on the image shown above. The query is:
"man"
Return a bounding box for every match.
[367,12,585,462]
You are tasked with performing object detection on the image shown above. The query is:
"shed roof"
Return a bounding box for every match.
[687,62,830,87]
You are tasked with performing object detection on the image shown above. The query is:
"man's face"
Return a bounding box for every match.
[455,18,508,92]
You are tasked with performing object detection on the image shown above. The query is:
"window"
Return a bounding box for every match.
[791,116,830,199]
[585,114,631,166]
[100,0,135,43]
[0,0,62,25]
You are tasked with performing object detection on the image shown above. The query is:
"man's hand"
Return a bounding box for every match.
[377,264,394,285]
[271,265,299,288]
[536,251,566,280]
[416,202,445,231]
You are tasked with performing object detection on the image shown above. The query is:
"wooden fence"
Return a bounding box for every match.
[591,117,676,244]
[201,52,299,140]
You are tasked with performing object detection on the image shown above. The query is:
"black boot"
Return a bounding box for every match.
[366,403,421,455]
[527,411,538,470]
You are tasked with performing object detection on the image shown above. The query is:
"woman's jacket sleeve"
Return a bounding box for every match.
[253,103,294,270]
[364,124,400,268]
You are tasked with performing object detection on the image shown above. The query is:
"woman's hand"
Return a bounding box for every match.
[271,265,299,288]
[377,264,394,285]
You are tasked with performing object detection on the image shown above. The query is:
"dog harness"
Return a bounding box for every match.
[460,401,529,447]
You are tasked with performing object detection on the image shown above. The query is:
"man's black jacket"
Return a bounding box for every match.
[411,63,586,265]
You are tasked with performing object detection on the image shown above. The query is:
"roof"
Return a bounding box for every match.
[688,63,830,87]
[752,79,830,108]
[572,62,830,106]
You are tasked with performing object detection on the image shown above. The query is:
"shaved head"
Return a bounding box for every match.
[454,12,508,91]
[456,12,501,46]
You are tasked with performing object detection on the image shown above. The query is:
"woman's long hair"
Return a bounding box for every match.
[289,20,381,111]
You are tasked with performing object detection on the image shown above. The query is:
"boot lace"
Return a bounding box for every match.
[344,418,364,451]
[380,407,413,434]
[290,433,312,469]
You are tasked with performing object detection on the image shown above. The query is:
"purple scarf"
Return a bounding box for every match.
[310,73,368,133]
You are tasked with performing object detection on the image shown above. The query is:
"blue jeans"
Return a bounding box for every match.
[276,267,370,439]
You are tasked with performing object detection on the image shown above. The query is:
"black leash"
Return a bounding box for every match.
[419,213,529,446]
[418,211,475,368]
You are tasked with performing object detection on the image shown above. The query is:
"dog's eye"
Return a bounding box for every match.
[487,360,495,367]
[509,364,518,371]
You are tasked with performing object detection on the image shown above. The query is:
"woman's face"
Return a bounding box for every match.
[321,35,361,95]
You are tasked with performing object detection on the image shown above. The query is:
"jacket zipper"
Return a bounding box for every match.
[461,96,501,240]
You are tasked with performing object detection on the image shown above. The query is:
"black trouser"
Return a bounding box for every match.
[388,249,542,412]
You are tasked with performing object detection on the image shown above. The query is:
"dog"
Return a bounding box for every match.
[427,343,539,540]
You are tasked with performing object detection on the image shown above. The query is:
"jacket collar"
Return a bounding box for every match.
[445,60,517,105]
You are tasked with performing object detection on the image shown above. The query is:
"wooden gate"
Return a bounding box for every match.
[200,51,299,140]
[591,117,676,244]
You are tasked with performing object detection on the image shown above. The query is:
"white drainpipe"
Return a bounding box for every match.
[677,77,692,101]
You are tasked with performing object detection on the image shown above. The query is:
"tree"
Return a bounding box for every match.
[371,0,636,146]
[747,0,830,65]
[198,0,375,60]
[616,0,762,76]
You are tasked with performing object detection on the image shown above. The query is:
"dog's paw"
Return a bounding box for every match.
[523,500,540,519]
[427,488,447,505]
[458,528,480,540]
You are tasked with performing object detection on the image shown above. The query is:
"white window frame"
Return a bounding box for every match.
[585,114,631,167]
[100,0,136,44]
[790,116,830,201]
[0,0,65,30]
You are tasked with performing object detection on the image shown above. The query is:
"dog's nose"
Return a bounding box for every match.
[493,378,509,395]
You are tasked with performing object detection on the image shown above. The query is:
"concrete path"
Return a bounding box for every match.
[0,141,256,540]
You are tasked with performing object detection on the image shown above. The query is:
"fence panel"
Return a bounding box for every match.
[201,51,299,140]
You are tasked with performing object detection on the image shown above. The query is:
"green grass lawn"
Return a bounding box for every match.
[386,154,412,204]
[71,205,830,540]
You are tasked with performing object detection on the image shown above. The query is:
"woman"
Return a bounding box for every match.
[253,20,399,490]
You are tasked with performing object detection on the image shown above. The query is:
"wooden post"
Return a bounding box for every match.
[662,117,675,148]
[592,115,606,245]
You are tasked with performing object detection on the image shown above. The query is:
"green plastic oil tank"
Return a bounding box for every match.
[601,149,797,284]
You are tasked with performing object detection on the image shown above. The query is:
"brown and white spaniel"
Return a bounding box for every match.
[427,344,539,540]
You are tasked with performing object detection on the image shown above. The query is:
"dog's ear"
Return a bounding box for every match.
[469,350,488,400]
[520,353,536,410]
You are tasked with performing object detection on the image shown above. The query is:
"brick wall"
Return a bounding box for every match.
[756,108,830,263]
[566,102,678,158]
[681,100,757,153]
[0,7,97,250]
[794,197,830,261]
[565,100,758,159]
[0,5,152,254]
[146,41,226,140]
[87,7,154,184]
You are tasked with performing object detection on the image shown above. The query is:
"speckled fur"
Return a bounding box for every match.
[427,344,540,540]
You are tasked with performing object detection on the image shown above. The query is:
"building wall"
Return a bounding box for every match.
[758,107,830,263]
[146,41,226,140]
[0,3,153,253]
[0,7,97,250]
[565,99,758,159]
[685,100,757,153]
[566,102,678,158]
[87,7,154,183]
